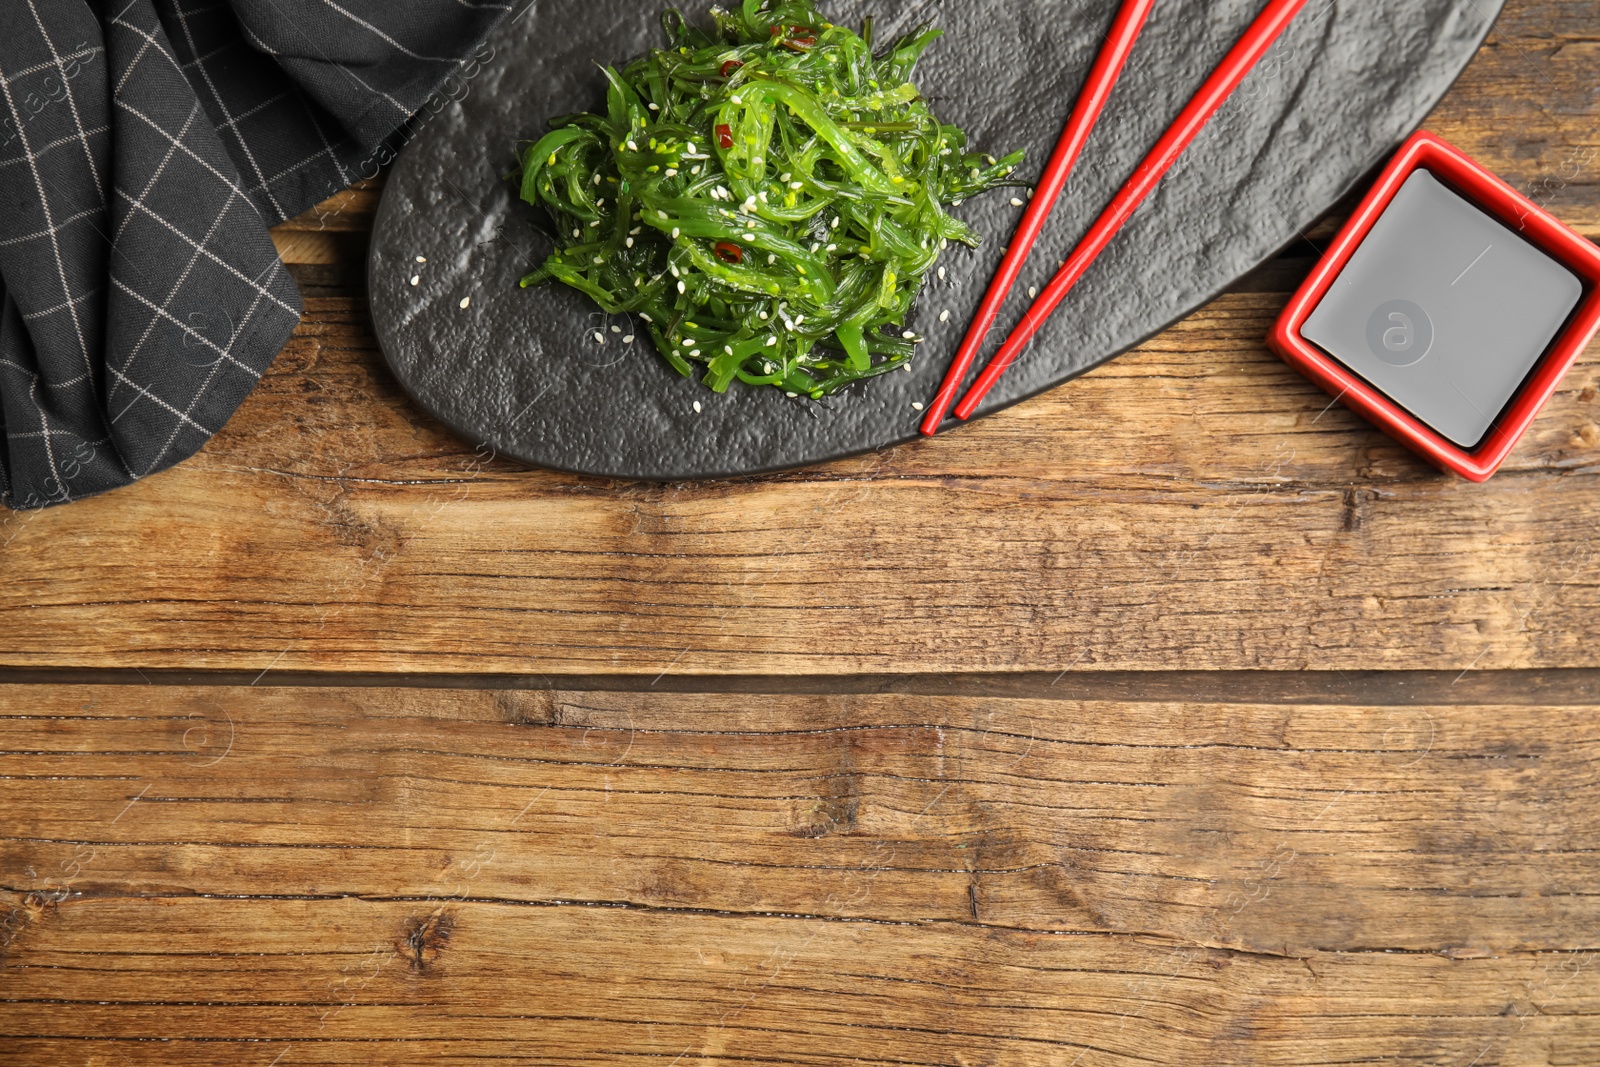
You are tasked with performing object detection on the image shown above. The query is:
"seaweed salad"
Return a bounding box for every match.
[516,0,1024,399]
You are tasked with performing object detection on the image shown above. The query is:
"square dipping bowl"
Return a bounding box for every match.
[1269,130,1600,481]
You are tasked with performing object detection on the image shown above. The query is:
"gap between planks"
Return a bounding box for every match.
[2,668,1600,704]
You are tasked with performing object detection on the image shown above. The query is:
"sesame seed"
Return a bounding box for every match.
[639,313,653,323]
[678,281,687,294]
[658,210,669,218]
[415,256,426,263]
[1011,198,1025,207]
[409,275,420,286]
[459,297,470,309]
[672,228,681,238]
[743,233,755,240]
[831,217,840,229]
[690,348,701,357]
[939,239,948,250]
[1028,286,1038,298]
[939,310,950,322]
[612,325,622,333]
[572,229,581,238]
[785,391,797,398]
[686,143,697,154]
[594,256,604,264]
[594,331,605,343]
[766,337,777,346]
[592,173,602,185]
[665,168,678,177]
[693,400,702,413]
[627,140,638,150]
[624,334,635,343]
[912,402,925,411]
[648,102,659,110]
[938,267,946,280]
[626,238,634,248]
[902,331,916,339]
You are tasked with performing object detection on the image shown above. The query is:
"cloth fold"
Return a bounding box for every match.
[0,0,514,509]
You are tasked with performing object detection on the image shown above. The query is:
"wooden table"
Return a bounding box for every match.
[4,3,1599,1062]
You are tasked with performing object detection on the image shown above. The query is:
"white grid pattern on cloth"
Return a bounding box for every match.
[100,4,299,476]
[0,54,99,501]
[168,3,287,218]
[232,6,412,123]
[24,0,108,202]
[0,1,299,507]
[0,0,516,509]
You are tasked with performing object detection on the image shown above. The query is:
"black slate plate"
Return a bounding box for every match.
[369,0,1501,479]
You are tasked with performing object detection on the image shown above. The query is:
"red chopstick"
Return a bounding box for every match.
[937,0,1310,426]
[920,0,1156,436]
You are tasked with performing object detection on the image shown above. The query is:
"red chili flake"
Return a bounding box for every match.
[713,241,744,265]
[769,23,816,50]
[778,25,818,50]
[720,60,743,78]
[715,123,734,150]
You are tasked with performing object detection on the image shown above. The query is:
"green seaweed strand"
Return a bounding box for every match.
[517,1,1024,398]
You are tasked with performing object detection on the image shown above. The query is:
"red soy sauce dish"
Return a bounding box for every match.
[1269,130,1600,482]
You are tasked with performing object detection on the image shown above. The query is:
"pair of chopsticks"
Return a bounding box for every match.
[921,0,1310,435]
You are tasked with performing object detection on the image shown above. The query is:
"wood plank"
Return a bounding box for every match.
[2,684,1599,954]
[4,0,1599,675]
[5,683,1600,1064]
[2,289,1599,674]
[5,897,1600,1066]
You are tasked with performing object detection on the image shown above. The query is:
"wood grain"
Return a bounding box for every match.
[8,897,1600,1066]
[1,288,1598,675]
[4,683,1600,1064]
[2,1,1597,678]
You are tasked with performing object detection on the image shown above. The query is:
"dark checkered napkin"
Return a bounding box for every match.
[0,0,514,509]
